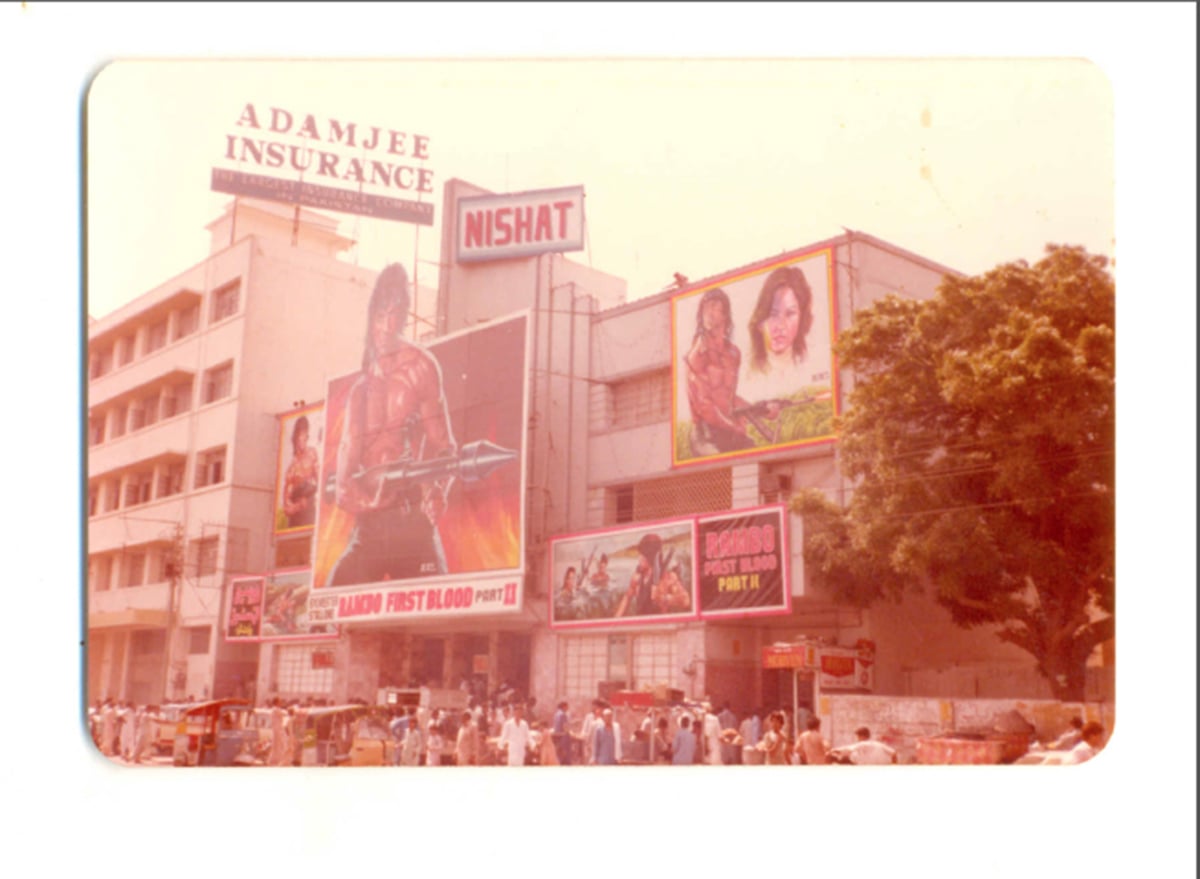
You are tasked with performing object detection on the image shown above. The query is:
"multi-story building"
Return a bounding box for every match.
[86,198,377,704]
[87,180,1112,716]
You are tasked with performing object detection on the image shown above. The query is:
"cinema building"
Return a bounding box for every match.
[86,180,1111,715]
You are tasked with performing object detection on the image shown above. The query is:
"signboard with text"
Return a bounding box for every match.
[212,103,435,226]
[225,569,338,643]
[818,639,876,691]
[456,186,585,263]
[696,505,790,618]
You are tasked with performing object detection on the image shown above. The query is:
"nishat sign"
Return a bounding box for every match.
[212,103,435,226]
[456,185,585,263]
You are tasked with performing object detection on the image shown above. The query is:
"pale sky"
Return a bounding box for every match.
[87,56,1114,318]
[5,2,1195,874]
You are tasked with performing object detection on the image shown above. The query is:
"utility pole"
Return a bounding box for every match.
[161,525,184,702]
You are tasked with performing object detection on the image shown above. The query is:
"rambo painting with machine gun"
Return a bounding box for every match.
[324,439,518,585]
[732,389,834,446]
[321,262,521,588]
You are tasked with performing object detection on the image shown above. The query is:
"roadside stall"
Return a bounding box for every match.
[608,687,686,764]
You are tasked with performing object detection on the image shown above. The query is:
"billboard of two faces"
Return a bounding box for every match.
[549,505,791,629]
[312,297,529,605]
[672,247,838,467]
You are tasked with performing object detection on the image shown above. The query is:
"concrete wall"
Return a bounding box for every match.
[819,693,1115,764]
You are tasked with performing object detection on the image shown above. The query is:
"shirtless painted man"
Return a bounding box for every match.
[329,263,457,585]
[684,287,755,456]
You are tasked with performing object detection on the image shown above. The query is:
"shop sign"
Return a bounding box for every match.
[817,639,876,691]
[456,185,585,262]
[761,642,818,670]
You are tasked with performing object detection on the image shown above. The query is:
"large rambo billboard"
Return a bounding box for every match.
[311,264,529,623]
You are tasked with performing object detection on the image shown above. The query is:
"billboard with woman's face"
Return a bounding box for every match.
[549,518,698,629]
[275,403,326,534]
[671,246,838,467]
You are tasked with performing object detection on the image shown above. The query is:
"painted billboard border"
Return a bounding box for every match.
[311,309,530,614]
[549,503,793,630]
[548,516,699,630]
[274,402,325,535]
[225,568,339,643]
[670,245,840,468]
[695,504,792,619]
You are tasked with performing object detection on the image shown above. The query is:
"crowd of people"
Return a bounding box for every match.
[87,698,162,763]
[90,684,1105,768]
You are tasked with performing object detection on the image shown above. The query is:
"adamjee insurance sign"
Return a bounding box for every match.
[212,103,435,225]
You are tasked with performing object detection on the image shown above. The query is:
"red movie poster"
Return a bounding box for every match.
[313,306,528,598]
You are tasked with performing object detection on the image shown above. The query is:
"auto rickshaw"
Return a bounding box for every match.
[171,699,250,766]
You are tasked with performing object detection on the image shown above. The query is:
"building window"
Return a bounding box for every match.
[124,471,154,507]
[158,462,185,498]
[88,483,100,517]
[88,414,105,447]
[202,362,233,404]
[109,405,127,439]
[129,394,158,432]
[174,303,199,340]
[605,468,732,525]
[276,644,335,696]
[145,546,169,584]
[610,368,671,429]
[116,334,136,367]
[210,280,241,323]
[560,633,676,701]
[89,346,113,379]
[161,379,193,418]
[195,446,226,488]
[103,478,121,513]
[631,634,675,689]
[187,626,211,655]
[192,535,219,577]
[89,555,112,592]
[121,550,146,588]
[146,320,168,353]
[611,485,634,523]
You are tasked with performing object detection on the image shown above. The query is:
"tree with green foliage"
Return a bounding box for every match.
[793,245,1114,701]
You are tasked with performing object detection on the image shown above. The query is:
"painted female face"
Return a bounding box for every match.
[762,285,801,356]
[564,568,577,589]
[293,423,309,455]
[700,298,730,339]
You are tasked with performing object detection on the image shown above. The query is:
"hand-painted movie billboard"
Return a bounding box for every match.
[225,569,338,642]
[696,505,791,618]
[274,403,325,534]
[312,266,528,620]
[549,505,792,629]
[549,519,697,629]
[671,247,838,467]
